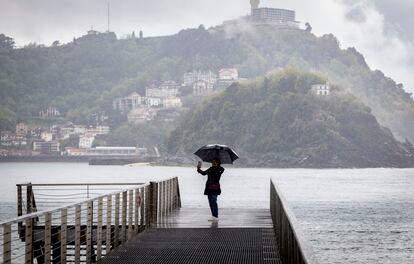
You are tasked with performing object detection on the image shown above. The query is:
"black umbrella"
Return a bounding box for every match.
[194,144,239,164]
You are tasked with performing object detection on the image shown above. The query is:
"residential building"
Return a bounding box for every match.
[163,97,183,109]
[145,87,179,98]
[79,134,95,149]
[183,71,217,86]
[251,7,299,27]
[41,132,53,142]
[86,146,148,156]
[86,126,111,135]
[146,97,162,107]
[73,125,87,135]
[193,80,214,95]
[39,107,61,118]
[112,92,144,113]
[33,141,60,154]
[65,147,87,156]
[0,131,13,146]
[16,123,28,138]
[219,68,239,80]
[127,108,157,124]
[312,83,330,96]
[159,80,181,90]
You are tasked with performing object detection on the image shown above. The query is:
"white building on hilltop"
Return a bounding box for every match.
[159,80,181,90]
[163,97,183,109]
[79,134,95,149]
[312,83,330,96]
[183,71,217,87]
[219,68,239,80]
[39,107,61,118]
[145,87,179,98]
[112,92,143,113]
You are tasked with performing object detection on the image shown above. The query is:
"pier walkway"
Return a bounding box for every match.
[0,177,318,264]
[100,208,280,264]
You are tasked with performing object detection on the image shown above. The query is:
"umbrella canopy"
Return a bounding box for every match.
[194,144,239,164]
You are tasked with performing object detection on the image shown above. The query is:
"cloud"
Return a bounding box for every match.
[276,0,414,93]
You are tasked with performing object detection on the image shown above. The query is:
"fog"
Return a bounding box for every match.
[0,0,413,92]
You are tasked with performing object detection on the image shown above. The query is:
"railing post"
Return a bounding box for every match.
[97,197,103,261]
[3,224,11,264]
[121,191,127,243]
[128,190,133,239]
[165,180,169,214]
[149,182,158,225]
[175,177,181,208]
[17,185,23,216]
[145,185,150,227]
[169,179,172,213]
[44,212,52,264]
[172,178,177,209]
[60,208,67,264]
[86,201,93,264]
[141,187,146,229]
[134,189,139,233]
[106,195,112,254]
[74,205,81,264]
[25,218,33,264]
[160,181,164,217]
[114,193,120,247]
[27,183,33,214]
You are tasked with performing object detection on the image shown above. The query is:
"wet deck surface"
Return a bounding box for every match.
[99,208,281,264]
[156,207,274,228]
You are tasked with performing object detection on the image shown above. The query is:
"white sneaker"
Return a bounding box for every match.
[208,217,219,222]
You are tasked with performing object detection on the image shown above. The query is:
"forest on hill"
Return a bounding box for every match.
[167,70,414,167]
[1,21,414,165]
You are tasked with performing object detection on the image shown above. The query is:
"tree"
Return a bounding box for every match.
[305,22,312,33]
[0,34,15,50]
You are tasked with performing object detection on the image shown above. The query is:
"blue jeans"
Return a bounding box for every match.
[207,195,218,217]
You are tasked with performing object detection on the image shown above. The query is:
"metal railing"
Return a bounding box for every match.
[270,179,319,264]
[1,177,181,264]
[16,183,147,216]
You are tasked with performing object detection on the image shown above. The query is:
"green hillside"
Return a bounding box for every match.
[0,22,414,142]
[167,70,413,167]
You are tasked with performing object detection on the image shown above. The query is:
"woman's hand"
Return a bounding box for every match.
[197,161,202,169]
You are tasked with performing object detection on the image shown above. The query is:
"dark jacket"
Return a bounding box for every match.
[197,166,225,195]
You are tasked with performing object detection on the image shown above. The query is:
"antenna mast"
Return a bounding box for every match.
[107,2,110,32]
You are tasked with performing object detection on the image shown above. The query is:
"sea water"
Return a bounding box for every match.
[0,163,413,263]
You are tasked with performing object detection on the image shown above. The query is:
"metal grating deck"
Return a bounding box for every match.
[99,228,281,264]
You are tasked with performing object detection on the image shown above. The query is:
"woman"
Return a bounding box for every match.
[197,159,225,221]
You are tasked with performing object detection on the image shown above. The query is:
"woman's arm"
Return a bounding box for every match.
[197,167,210,175]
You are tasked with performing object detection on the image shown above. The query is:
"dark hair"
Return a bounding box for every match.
[212,158,221,165]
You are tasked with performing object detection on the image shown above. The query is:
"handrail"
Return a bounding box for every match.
[1,184,150,226]
[1,177,181,264]
[16,183,145,186]
[270,179,319,264]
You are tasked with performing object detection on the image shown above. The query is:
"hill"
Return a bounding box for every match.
[167,70,414,167]
[0,21,414,144]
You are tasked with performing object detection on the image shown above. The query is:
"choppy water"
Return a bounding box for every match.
[0,163,413,263]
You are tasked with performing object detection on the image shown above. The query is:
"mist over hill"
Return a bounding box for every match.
[1,22,414,166]
[167,70,414,167]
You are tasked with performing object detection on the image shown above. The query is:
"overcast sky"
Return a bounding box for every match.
[1,0,413,93]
